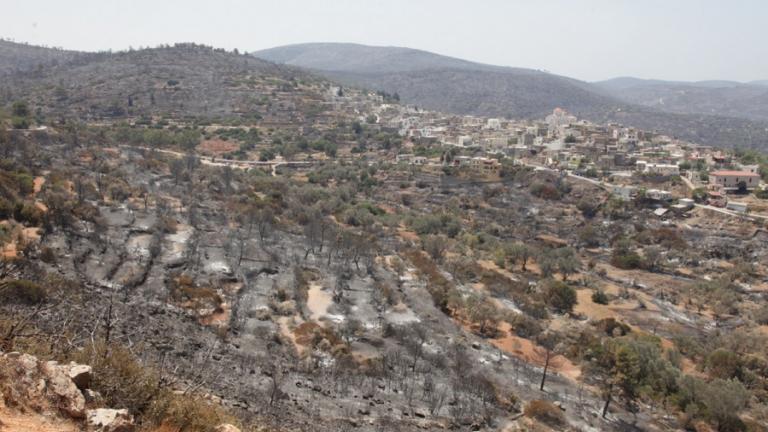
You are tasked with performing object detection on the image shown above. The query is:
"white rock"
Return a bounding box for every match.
[86,408,135,432]
[84,389,102,403]
[67,363,93,390]
[16,353,40,374]
[41,361,86,418]
[214,425,241,432]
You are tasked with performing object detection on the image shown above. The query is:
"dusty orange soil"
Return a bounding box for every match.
[0,408,79,432]
[306,283,332,325]
[0,224,41,259]
[750,283,768,293]
[277,315,311,357]
[33,176,45,194]
[575,281,663,323]
[659,337,702,376]
[396,226,419,242]
[574,289,623,322]
[377,204,396,214]
[595,263,695,295]
[200,305,230,327]
[32,176,49,213]
[1,243,18,260]
[491,322,581,381]
[574,285,703,377]
[196,139,240,156]
[200,282,242,327]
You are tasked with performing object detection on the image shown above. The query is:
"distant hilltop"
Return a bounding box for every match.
[254,42,768,149]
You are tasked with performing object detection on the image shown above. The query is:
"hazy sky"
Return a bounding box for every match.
[2,0,766,82]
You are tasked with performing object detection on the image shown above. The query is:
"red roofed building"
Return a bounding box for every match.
[710,170,761,191]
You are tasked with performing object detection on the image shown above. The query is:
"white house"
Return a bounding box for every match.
[636,161,680,176]
[485,118,502,130]
[646,189,673,201]
[710,170,760,191]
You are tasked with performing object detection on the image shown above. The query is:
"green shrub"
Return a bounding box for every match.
[706,348,742,380]
[611,252,644,269]
[409,213,461,238]
[544,280,577,313]
[592,289,609,305]
[11,117,29,130]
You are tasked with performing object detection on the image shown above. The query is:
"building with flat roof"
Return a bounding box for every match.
[710,170,760,191]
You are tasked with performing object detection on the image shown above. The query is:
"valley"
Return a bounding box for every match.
[0,40,767,432]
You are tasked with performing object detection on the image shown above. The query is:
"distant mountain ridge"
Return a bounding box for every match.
[253,43,611,118]
[593,76,768,121]
[253,43,768,149]
[255,43,506,74]
[0,40,766,149]
[594,77,749,91]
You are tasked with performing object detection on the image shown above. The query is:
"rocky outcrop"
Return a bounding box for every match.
[86,408,135,432]
[67,363,93,390]
[1,352,88,419]
[41,360,86,418]
[0,351,133,431]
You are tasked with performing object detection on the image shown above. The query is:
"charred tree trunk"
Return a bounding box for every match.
[540,349,551,391]
[602,382,613,418]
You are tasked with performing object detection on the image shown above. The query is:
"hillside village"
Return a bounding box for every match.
[373,102,768,219]
[1,41,768,432]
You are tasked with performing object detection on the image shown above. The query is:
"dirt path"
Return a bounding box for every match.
[306,283,332,325]
[0,408,79,432]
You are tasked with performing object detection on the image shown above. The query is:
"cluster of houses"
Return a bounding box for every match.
[379,104,765,214]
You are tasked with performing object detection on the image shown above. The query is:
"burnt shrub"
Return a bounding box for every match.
[0,280,47,305]
[530,182,561,200]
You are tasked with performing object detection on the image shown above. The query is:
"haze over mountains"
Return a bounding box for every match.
[254,43,618,119]
[594,77,768,121]
[254,42,768,149]
[0,40,85,75]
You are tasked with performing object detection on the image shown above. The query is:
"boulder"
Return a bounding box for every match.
[67,362,93,390]
[41,361,86,418]
[86,408,135,432]
[214,425,241,432]
[84,389,102,403]
[15,353,40,375]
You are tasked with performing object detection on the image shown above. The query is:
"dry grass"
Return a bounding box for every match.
[70,341,239,432]
[523,400,567,429]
